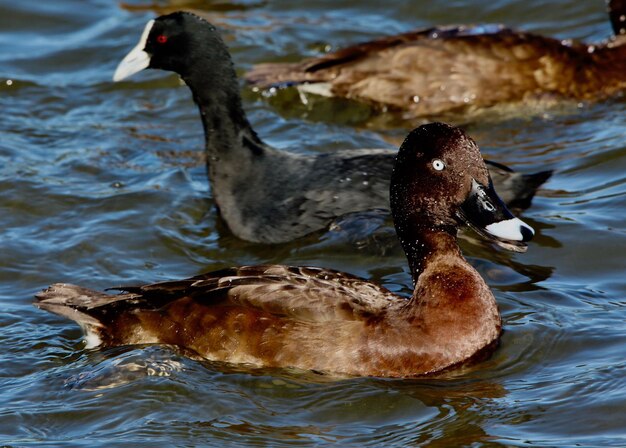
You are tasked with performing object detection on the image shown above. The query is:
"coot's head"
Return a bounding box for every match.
[390,122,534,252]
[113,12,232,82]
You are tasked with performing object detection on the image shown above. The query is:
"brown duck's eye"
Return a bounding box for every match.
[432,159,445,171]
[156,34,168,44]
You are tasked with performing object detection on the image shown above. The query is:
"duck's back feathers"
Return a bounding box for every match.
[134,265,402,321]
[36,266,400,330]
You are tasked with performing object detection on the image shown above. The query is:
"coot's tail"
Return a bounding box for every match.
[509,170,553,210]
[484,159,552,210]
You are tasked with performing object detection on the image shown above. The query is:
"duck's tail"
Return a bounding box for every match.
[35,284,131,348]
[245,62,324,89]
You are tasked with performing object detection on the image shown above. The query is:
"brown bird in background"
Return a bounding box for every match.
[246,0,626,119]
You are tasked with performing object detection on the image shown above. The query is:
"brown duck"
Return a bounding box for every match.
[36,123,534,378]
[246,0,626,118]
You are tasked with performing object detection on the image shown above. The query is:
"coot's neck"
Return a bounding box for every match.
[180,56,266,168]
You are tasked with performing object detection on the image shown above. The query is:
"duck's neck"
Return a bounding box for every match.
[398,223,461,283]
[399,225,502,371]
[181,60,266,169]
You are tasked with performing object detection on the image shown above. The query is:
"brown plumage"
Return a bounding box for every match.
[36,123,535,378]
[246,1,626,118]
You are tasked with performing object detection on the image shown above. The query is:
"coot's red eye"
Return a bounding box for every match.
[156,35,168,44]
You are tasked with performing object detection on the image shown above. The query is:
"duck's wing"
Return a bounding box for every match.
[36,265,402,326]
[130,265,402,321]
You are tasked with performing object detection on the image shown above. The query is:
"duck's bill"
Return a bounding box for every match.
[113,20,155,82]
[457,178,534,253]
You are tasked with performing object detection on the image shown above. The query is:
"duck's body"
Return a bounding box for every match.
[113,12,550,244]
[246,2,626,118]
[37,123,533,377]
[37,256,498,377]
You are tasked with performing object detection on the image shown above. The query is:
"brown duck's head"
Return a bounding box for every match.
[390,122,534,253]
[609,0,626,36]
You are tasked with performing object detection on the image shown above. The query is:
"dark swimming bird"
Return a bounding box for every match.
[246,0,626,118]
[36,122,534,378]
[113,12,550,244]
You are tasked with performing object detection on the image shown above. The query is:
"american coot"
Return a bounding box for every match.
[113,12,550,244]
[246,1,626,118]
[36,123,534,378]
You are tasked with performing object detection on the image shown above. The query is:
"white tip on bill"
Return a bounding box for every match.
[485,217,534,242]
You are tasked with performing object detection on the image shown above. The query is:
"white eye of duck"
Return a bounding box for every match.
[432,159,445,171]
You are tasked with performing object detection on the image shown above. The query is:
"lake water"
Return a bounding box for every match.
[1,0,625,446]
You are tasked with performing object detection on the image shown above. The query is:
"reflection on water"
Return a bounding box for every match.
[0,0,625,446]
[64,346,187,391]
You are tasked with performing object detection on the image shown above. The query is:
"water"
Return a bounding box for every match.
[1,0,625,446]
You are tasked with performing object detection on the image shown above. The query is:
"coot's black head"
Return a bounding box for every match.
[390,122,534,252]
[114,12,232,81]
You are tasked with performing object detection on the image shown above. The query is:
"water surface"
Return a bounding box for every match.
[1,0,625,446]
